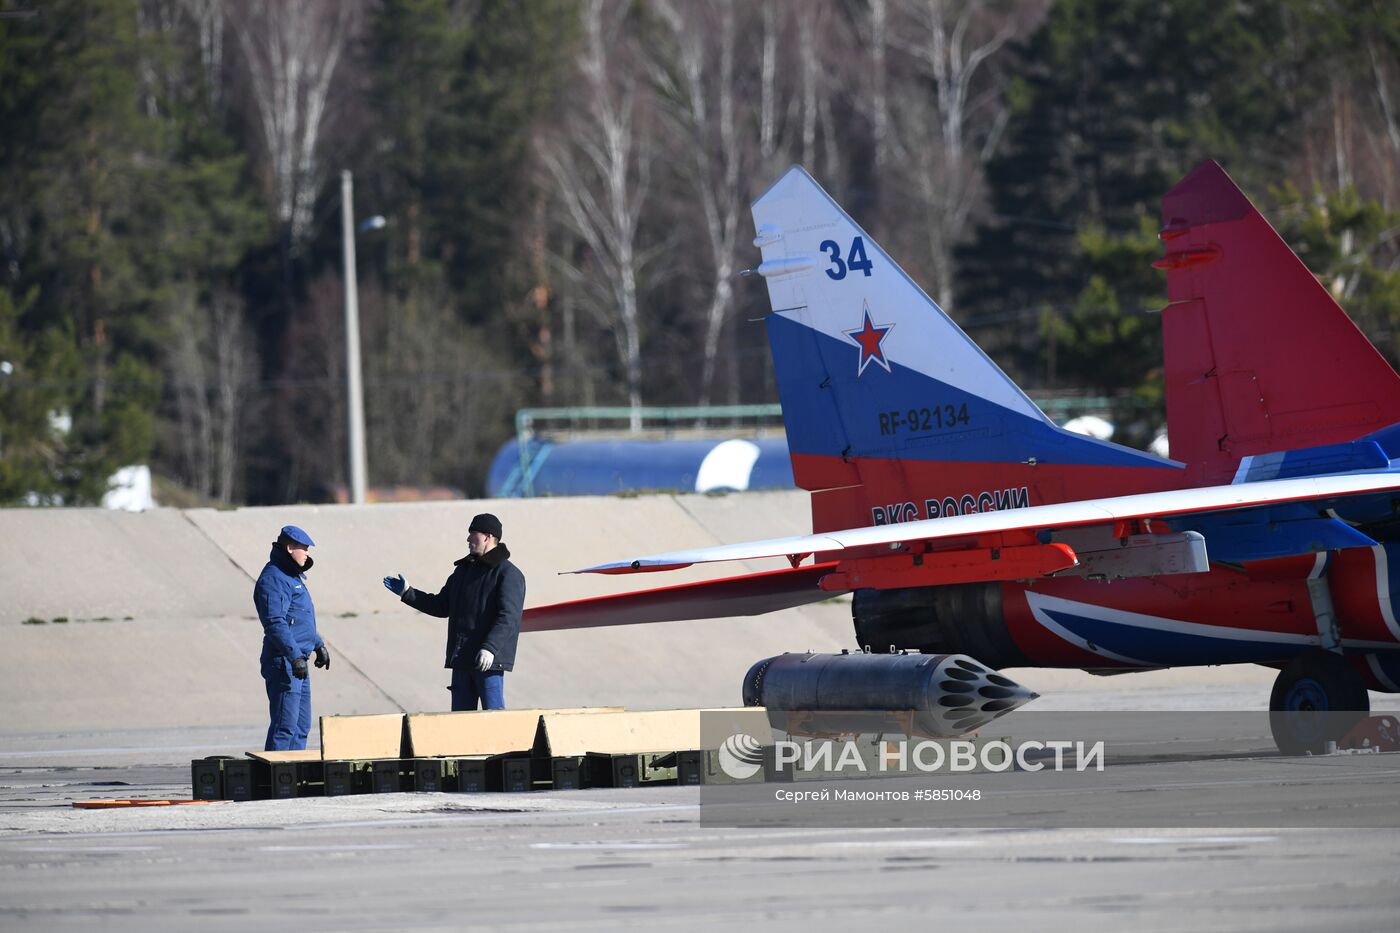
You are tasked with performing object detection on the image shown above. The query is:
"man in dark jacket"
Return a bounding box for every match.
[383,513,525,710]
[254,525,331,750]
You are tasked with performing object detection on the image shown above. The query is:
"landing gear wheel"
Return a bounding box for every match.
[1268,650,1369,756]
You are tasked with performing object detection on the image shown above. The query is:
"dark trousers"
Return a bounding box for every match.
[262,656,312,751]
[450,667,505,711]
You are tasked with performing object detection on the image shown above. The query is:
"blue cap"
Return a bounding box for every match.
[280,524,315,547]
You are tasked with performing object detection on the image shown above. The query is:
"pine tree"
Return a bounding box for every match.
[1272,183,1400,368]
[956,0,1306,385]
[0,0,169,503]
[428,0,576,326]
[353,0,576,495]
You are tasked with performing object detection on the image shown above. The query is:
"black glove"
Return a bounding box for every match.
[314,644,331,670]
[291,656,309,679]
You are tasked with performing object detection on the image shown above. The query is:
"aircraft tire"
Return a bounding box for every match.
[1268,649,1370,756]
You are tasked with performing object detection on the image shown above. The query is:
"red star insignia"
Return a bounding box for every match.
[844,303,894,376]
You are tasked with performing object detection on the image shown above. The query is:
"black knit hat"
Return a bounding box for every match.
[469,513,503,539]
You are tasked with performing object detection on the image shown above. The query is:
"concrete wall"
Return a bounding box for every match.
[0,492,851,740]
[0,492,1281,749]
[0,509,251,624]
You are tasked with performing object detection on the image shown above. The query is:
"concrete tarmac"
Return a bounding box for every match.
[4,494,1399,930]
[1,746,1398,932]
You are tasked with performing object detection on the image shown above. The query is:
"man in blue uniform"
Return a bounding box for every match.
[382,513,524,710]
[254,524,330,751]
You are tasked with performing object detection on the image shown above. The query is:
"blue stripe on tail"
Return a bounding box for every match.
[768,313,1175,469]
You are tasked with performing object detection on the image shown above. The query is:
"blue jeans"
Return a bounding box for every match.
[262,656,312,751]
[450,667,505,711]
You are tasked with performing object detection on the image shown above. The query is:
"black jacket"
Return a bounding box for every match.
[401,544,525,671]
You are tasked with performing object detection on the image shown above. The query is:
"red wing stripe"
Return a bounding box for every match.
[525,563,840,631]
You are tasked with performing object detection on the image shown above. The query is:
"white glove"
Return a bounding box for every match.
[475,649,495,672]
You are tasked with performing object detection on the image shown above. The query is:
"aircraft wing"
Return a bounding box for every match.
[523,563,838,631]
[574,471,1400,575]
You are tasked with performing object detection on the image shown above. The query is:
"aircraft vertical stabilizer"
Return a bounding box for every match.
[1159,160,1400,486]
[751,167,1180,534]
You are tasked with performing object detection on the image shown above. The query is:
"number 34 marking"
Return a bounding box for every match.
[819,236,873,280]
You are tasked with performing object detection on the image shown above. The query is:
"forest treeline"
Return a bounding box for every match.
[1,0,1398,505]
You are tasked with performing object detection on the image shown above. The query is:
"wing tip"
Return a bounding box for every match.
[577,561,695,575]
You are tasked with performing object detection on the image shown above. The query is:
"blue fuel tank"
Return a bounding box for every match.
[487,436,795,498]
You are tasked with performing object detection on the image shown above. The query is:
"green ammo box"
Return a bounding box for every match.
[221,759,254,801]
[413,758,447,793]
[586,752,678,788]
[501,756,532,793]
[453,757,489,793]
[677,748,768,785]
[191,758,224,800]
[370,759,407,794]
[322,760,354,796]
[260,760,301,799]
[549,756,585,790]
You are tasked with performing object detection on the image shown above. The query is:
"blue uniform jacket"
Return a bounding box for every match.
[254,546,323,664]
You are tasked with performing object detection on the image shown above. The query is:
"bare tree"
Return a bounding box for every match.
[542,0,655,428]
[168,288,255,503]
[758,2,829,179]
[275,273,345,500]
[869,0,891,171]
[360,279,525,494]
[1367,38,1400,209]
[1285,6,1400,217]
[231,0,357,244]
[798,11,819,169]
[883,0,1021,309]
[180,0,225,106]
[652,0,752,407]
[751,1,853,193]
[760,2,778,163]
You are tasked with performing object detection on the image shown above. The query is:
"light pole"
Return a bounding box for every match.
[0,360,11,460]
[340,170,373,505]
